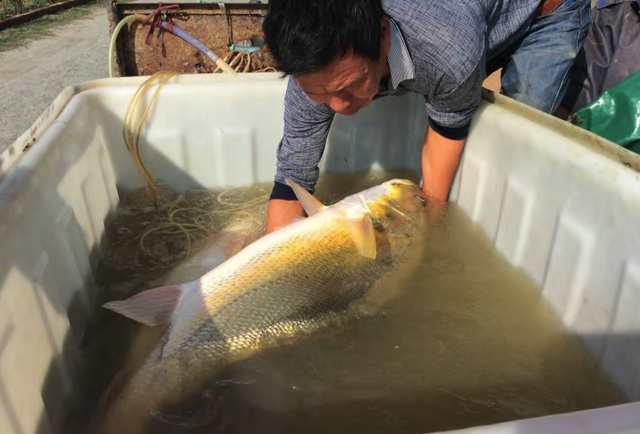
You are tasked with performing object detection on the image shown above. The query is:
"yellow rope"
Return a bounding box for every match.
[121,71,206,263]
[123,71,179,210]
[212,50,276,74]
[121,70,270,267]
[139,222,192,257]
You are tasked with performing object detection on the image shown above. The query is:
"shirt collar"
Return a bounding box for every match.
[387,16,415,89]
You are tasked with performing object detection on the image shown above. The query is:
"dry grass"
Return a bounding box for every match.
[0,0,104,51]
[1,0,54,20]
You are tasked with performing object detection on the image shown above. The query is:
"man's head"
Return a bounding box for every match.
[263,0,392,116]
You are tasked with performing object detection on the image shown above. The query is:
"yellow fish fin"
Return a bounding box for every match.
[285,178,326,216]
[102,285,182,326]
[346,213,377,260]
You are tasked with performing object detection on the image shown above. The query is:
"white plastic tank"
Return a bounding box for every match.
[0,73,639,434]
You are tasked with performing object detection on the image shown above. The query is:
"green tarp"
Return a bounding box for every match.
[570,69,640,154]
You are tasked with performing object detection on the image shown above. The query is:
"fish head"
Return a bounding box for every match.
[379,179,428,215]
[344,179,427,238]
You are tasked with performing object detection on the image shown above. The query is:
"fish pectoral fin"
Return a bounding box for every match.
[285,178,325,216]
[103,285,182,326]
[346,213,377,260]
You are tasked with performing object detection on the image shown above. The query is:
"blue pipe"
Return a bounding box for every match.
[160,20,220,63]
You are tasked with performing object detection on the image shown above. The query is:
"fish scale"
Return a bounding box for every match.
[94,179,427,434]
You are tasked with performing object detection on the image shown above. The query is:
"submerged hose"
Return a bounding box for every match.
[109,14,137,78]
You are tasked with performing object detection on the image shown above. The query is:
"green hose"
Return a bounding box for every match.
[109,15,137,78]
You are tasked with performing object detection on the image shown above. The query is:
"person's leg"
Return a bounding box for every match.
[562,2,640,114]
[499,0,593,115]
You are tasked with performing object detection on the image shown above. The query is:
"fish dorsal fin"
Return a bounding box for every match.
[103,285,182,326]
[285,178,326,216]
[346,213,377,260]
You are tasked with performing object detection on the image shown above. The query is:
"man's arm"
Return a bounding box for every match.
[264,78,335,235]
[421,124,465,202]
[264,200,306,234]
[417,37,485,201]
[266,123,466,234]
[420,57,483,204]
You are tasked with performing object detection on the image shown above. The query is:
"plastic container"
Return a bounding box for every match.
[1,73,639,434]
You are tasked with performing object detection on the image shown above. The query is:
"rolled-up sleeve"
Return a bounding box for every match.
[271,77,335,200]
[424,58,485,141]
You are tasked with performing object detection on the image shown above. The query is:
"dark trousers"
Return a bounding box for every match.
[562,1,640,114]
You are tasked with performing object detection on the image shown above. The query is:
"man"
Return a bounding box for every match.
[261,0,592,235]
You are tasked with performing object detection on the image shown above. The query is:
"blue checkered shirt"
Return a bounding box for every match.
[271,0,541,199]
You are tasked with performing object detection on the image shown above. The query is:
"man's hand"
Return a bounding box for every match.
[421,125,466,202]
[263,199,306,235]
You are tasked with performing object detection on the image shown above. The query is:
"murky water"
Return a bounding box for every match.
[74,170,627,434]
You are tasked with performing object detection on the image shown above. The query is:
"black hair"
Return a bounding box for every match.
[262,0,385,77]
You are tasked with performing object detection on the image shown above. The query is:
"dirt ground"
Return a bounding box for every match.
[0,7,109,153]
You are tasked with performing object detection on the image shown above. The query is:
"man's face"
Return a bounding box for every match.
[294,17,391,116]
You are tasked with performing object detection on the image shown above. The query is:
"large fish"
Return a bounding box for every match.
[94,178,428,434]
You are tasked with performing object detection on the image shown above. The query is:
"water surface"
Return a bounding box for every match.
[76,170,627,434]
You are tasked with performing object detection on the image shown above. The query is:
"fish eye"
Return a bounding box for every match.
[416,196,426,206]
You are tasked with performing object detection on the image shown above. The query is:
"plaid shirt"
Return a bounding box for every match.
[272,0,540,199]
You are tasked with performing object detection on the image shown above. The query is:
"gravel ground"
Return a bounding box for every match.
[0,9,110,153]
